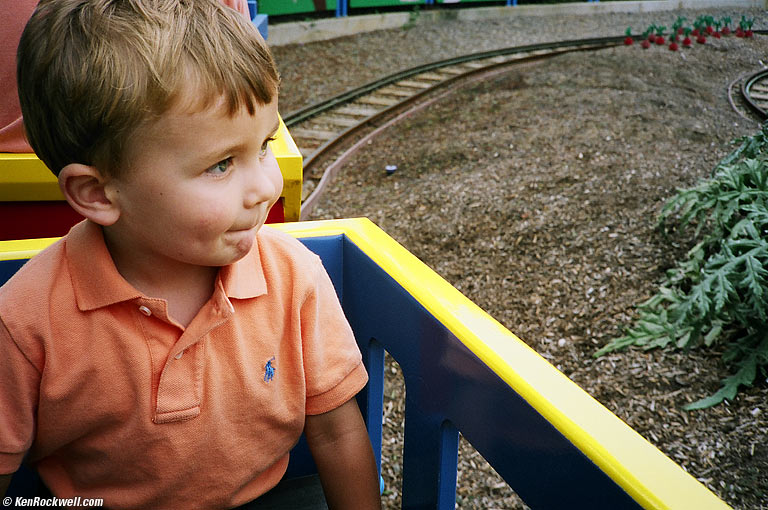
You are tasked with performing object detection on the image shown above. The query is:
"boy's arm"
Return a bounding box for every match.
[1,473,12,497]
[304,398,381,510]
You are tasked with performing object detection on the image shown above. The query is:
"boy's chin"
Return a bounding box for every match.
[222,228,259,260]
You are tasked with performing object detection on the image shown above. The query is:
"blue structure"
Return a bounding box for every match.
[247,0,269,39]
[1,219,731,509]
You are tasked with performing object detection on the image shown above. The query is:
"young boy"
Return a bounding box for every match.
[0,1,381,509]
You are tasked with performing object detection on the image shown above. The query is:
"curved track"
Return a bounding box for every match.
[286,33,768,219]
[741,67,768,119]
[286,36,626,218]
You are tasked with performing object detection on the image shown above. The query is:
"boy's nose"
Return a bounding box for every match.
[243,173,273,208]
[243,159,281,209]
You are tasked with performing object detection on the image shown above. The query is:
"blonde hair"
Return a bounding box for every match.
[17,0,280,176]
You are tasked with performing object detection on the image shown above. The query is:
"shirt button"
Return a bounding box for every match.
[175,351,184,360]
[138,305,152,316]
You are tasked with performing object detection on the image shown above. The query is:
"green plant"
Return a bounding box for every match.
[596,124,768,410]
[403,6,420,30]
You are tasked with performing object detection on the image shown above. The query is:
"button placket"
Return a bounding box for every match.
[153,297,232,422]
[154,340,204,423]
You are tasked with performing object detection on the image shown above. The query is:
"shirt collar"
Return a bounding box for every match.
[218,233,267,300]
[66,220,267,311]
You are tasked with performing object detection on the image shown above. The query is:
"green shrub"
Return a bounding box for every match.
[596,124,768,410]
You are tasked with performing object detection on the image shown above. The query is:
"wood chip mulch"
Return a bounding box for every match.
[273,12,768,509]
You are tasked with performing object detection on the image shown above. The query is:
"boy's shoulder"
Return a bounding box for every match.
[256,225,321,267]
[257,224,305,248]
[249,226,334,294]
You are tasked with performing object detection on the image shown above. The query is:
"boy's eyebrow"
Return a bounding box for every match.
[200,118,281,165]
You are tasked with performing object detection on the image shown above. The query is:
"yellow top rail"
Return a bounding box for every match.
[0,115,303,221]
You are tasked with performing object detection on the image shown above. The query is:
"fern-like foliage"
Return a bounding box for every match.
[597,124,768,409]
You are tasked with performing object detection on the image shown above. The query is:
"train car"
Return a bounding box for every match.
[433,0,510,4]
[0,116,302,242]
[257,0,338,16]
[255,1,529,17]
[349,0,428,8]
[2,218,732,509]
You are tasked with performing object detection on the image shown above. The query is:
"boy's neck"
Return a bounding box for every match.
[101,226,219,328]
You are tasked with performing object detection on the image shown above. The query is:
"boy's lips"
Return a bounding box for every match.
[230,225,257,234]
[230,206,269,233]
[229,217,264,233]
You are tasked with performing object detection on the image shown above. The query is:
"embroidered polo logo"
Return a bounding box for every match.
[264,357,276,382]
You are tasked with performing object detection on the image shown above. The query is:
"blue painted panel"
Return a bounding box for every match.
[299,235,345,301]
[339,236,642,510]
[0,259,27,286]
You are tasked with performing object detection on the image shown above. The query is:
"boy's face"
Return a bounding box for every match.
[105,95,283,270]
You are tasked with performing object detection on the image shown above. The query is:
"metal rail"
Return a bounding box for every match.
[287,36,627,219]
[742,67,768,119]
[284,36,625,127]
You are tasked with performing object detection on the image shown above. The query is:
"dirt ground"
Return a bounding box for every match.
[305,36,768,509]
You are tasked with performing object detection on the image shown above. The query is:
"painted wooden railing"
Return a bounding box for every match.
[1,218,730,509]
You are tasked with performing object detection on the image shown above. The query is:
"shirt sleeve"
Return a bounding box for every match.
[301,258,368,416]
[0,317,40,474]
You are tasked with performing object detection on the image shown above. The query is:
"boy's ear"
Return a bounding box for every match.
[58,163,121,226]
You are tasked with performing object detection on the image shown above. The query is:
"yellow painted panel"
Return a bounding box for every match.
[272,116,303,221]
[0,115,303,221]
[0,237,59,261]
[0,153,61,201]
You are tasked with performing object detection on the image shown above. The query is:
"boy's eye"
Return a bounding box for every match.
[207,158,232,175]
[260,137,276,157]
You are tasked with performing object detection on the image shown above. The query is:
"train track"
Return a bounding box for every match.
[286,33,768,219]
[285,36,626,219]
[741,67,768,119]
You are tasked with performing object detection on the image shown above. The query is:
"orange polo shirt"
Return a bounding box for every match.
[0,220,368,509]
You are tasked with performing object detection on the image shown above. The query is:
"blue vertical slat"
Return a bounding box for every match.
[359,338,386,475]
[336,0,348,17]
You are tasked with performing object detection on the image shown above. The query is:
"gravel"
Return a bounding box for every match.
[270,6,768,509]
